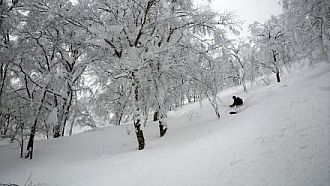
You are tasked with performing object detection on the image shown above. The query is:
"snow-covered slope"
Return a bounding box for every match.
[1,63,330,186]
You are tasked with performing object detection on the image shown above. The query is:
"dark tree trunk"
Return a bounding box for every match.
[53,124,61,138]
[116,112,123,126]
[154,110,167,137]
[20,122,24,158]
[134,118,145,150]
[159,118,167,137]
[153,110,159,121]
[0,63,9,103]
[61,89,73,136]
[216,111,220,119]
[272,50,281,83]
[149,60,168,137]
[276,71,281,83]
[132,72,145,150]
[25,127,35,159]
[26,89,47,159]
[193,90,196,102]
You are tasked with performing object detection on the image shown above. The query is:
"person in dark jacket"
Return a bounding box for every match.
[230,96,243,107]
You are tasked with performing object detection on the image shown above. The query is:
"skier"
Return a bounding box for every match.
[229,96,243,114]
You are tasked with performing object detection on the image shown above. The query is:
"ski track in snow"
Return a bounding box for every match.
[0,63,330,186]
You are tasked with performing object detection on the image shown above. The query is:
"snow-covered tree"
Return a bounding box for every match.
[249,16,287,83]
[86,0,241,149]
[281,0,330,62]
[0,0,99,159]
[227,40,253,92]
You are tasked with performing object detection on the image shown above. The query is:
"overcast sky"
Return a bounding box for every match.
[197,0,283,37]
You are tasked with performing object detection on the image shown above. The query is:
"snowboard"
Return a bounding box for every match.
[229,105,244,115]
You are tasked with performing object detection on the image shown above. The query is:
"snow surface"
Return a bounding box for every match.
[1,62,330,186]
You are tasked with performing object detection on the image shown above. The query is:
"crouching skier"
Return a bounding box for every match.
[229,96,243,114]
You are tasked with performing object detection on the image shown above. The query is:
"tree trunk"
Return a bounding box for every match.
[44,112,50,139]
[159,115,167,137]
[25,129,34,159]
[1,117,8,136]
[152,109,167,137]
[206,93,220,119]
[60,85,73,136]
[215,108,220,119]
[132,73,145,150]
[134,117,145,150]
[153,110,159,121]
[115,87,133,126]
[26,88,47,159]
[149,61,168,137]
[276,71,281,83]
[193,90,196,102]
[20,124,24,158]
[116,111,123,126]
[271,49,281,83]
[242,73,247,93]
[158,112,167,137]
[53,125,61,138]
[319,20,329,62]
[68,112,76,136]
[243,83,247,93]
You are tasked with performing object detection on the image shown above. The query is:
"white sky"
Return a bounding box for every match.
[197,0,283,37]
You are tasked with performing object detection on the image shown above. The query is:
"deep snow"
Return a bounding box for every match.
[1,62,330,186]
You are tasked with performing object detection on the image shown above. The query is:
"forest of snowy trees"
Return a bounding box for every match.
[0,0,329,158]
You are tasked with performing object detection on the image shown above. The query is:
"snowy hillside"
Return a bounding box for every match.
[1,62,330,185]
